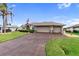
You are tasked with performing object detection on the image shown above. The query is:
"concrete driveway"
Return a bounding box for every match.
[0,33,65,56]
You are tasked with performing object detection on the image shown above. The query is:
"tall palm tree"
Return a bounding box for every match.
[0,3,7,33]
[0,3,13,33]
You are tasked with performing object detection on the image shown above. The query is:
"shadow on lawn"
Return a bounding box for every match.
[60,46,70,55]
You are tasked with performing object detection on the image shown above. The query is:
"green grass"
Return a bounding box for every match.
[45,38,79,56]
[0,31,26,42]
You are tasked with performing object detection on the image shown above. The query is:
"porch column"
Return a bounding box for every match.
[50,26,53,33]
[61,26,64,34]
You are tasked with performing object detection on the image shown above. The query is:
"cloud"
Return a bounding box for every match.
[66,20,71,23]
[71,22,79,25]
[11,4,16,7]
[66,19,79,27]
[70,19,79,25]
[52,16,70,24]
[57,3,71,9]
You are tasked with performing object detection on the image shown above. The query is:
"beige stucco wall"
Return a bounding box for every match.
[53,26,62,33]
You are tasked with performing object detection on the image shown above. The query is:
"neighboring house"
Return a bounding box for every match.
[30,22,65,34]
[17,26,23,30]
[65,24,79,32]
[0,25,18,33]
[7,25,18,31]
[64,27,73,32]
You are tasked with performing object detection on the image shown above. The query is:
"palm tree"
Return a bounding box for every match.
[0,3,13,33]
[0,3,7,33]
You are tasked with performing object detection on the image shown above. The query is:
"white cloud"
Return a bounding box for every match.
[70,19,79,25]
[66,19,79,27]
[66,20,71,23]
[9,4,16,10]
[71,21,79,25]
[12,4,16,7]
[57,3,71,9]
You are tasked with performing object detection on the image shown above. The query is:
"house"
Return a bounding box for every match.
[65,24,79,32]
[64,27,73,32]
[0,25,18,33]
[30,22,65,34]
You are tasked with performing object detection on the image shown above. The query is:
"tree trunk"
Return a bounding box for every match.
[2,15,7,33]
[2,15,5,33]
[5,15,7,33]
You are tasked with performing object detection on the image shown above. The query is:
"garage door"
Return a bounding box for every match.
[53,26,61,33]
[34,26,50,32]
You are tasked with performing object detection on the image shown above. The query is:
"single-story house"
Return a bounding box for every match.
[64,27,73,32]
[65,24,79,32]
[30,22,65,34]
[0,25,18,33]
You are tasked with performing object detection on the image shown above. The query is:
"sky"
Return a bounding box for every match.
[0,3,79,27]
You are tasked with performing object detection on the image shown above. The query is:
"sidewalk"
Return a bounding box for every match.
[63,32,79,37]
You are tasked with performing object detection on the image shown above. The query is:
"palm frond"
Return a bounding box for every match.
[0,3,7,11]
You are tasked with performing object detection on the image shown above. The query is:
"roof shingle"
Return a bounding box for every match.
[31,22,65,26]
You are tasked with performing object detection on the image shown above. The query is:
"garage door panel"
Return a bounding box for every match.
[35,27,50,32]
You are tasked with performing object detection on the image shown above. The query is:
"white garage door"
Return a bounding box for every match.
[53,27,61,33]
[34,26,50,32]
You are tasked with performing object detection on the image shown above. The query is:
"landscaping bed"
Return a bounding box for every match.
[0,31,26,42]
[45,38,79,56]
[69,32,79,35]
[66,31,79,35]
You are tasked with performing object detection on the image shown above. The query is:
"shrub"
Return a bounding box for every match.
[18,29,35,33]
[65,31,71,33]
[2,29,12,32]
[73,30,79,33]
[29,30,35,33]
[18,30,28,32]
[6,29,12,32]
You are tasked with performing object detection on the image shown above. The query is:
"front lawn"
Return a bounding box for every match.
[45,38,79,56]
[0,31,26,42]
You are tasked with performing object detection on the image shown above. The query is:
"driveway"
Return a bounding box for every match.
[0,33,65,56]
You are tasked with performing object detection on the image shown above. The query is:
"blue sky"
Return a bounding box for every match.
[1,3,79,27]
